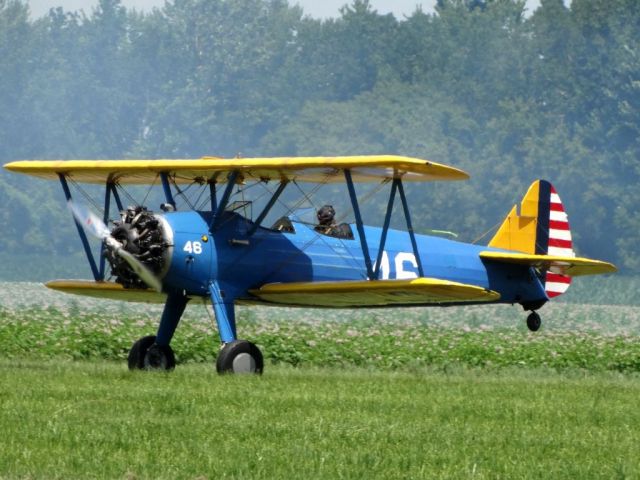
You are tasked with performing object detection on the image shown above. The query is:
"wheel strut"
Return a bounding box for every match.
[209,281,263,374]
[128,290,188,371]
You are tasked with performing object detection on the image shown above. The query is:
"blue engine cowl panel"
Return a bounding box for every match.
[162,211,213,296]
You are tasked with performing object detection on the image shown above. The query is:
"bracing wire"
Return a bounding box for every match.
[171,180,198,211]
[217,172,335,281]
[471,219,503,245]
[139,174,159,208]
[193,183,209,211]
[245,176,391,284]
[68,178,103,214]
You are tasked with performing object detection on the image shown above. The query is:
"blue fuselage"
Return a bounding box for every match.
[161,211,548,306]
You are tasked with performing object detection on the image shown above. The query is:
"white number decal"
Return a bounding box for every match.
[395,252,418,279]
[373,251,390,280]
[183,241,203,255]
[374,251,418,279]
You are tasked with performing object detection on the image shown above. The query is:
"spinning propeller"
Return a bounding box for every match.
[68,201,163,292]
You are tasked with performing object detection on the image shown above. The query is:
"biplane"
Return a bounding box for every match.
[3,156,616,374]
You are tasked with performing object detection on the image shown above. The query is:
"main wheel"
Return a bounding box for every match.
[526,311,542,332]
[128,335,176,371]
[216,340,264,375]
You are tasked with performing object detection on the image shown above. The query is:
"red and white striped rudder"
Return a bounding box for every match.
[541,183,575,298]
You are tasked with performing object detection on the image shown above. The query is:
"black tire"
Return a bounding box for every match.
[144,343,176,371]
[128,335,157,370]
[128,335,176,371]
[216,340,264,375]
[527,311,542,332]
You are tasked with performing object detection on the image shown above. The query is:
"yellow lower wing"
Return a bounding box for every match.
[479,252,617,276]
[46,280,167,303]
[249,278,500,308]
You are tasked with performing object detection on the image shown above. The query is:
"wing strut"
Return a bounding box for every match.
[345,169,375,280]
[60,177,126,282]
[208,179,217,213]
[160,172,176,210]
[374,178,397,279]
[210,171,239,231]
[373,177,424,279]
[98,183,112,279]
[109,182,124,211]
[98,183,125,279]
[247,180,289,236]
[397,178,425,277]
[58,174,101,281]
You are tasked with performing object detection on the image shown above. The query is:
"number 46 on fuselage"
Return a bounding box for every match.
[3,155,616,374]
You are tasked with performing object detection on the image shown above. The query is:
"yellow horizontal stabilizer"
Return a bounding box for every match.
[249,278,499,308]
[4,155,469,185]
[46,280,167,303]
[479,251,617,277]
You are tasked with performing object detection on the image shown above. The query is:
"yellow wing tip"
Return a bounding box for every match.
[3,161,26,172]
[45,279,167,303]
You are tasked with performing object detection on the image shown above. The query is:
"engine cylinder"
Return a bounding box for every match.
[106,206,173,289]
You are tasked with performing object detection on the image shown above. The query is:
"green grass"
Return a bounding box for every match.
[0,360,639,479]
[2,283,640,478]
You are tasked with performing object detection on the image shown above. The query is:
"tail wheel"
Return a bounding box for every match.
[216,340,263,375]
[526,311,542,332]
[128,335,176,371]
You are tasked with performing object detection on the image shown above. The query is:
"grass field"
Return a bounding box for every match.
[1,361,639,479]
[1,282,640,478]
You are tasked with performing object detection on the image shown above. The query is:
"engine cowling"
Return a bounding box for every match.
[105,206,172,289]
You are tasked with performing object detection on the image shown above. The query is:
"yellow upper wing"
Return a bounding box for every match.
[3,155,469,184]
[249,277,499,308]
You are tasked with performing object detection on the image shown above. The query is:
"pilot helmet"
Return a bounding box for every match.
[317,205,335,224]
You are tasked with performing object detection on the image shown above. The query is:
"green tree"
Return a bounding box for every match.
[133,0,306,157]
[0,0,33,161]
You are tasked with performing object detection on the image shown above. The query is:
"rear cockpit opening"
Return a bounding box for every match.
[314,222,354,240]
[271,216,295,233]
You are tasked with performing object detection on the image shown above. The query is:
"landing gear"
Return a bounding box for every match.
[127,335,176,371]
[127,284,264,374]
[209,281,263,375]
[216,340,264,374]
[526,311,542,332]
[128,291,187,371]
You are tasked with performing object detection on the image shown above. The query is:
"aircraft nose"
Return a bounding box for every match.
[105,207,172,290]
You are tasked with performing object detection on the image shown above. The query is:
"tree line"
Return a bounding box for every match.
[0,0,638,277]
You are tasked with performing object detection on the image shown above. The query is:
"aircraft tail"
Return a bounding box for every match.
[488,180,575,298]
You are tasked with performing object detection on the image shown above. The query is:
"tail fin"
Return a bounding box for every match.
[489,180,575,298]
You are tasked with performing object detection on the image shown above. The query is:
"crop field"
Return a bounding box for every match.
[1,281,640,478]
[2,282,640,372]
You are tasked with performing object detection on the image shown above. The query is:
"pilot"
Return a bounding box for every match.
[315,205,336,234]
[315,205,354,239]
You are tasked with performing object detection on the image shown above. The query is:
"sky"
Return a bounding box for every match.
[27,0,544,19]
